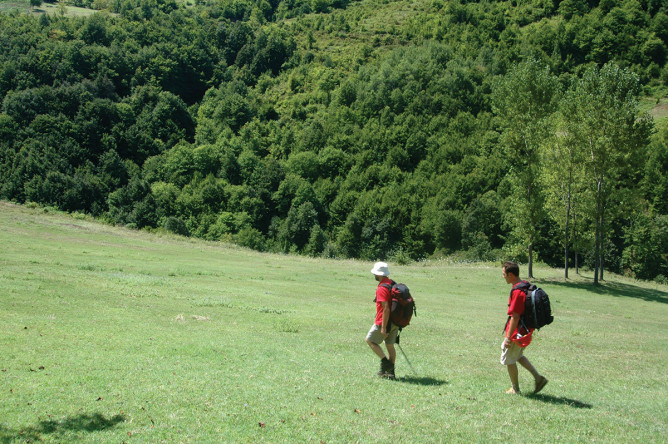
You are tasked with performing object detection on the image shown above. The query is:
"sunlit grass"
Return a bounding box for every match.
[1,201,666,442]
[641,96,668,135]
[0,0,111,17]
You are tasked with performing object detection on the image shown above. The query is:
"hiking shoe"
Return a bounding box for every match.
[506,387,521,395]
[534,376,548,394]
[383,363,396,380]
[377,357,392,377]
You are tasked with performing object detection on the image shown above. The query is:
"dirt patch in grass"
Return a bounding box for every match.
[648,99,668,134]
[0,1,30,13]
[649,99,668,119]
[40,2,108,17]
[0,1,111,17]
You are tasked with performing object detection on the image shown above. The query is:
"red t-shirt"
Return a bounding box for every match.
[506,281,533,346]
[375,278,393,325]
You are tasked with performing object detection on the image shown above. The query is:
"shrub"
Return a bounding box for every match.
[164,216,189,236]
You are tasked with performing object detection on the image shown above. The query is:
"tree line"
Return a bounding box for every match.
[0,0,666,282]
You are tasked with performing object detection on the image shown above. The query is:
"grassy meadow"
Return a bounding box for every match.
[0,201,666,442]
[0,0,103,17]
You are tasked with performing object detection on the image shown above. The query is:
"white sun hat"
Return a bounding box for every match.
[370,261,390,276]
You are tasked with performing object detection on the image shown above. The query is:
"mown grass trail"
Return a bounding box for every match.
[1,201,666,442]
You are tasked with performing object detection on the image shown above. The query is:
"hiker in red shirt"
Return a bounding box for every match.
[501,261,548,395]
[365,261,399,379]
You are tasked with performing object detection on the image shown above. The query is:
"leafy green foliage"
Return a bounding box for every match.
[0,0,666,280]
[492,58,560,276]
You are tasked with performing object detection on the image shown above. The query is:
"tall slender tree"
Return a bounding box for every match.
[561,63,653,284]
[492,59,560,278]
[541,112,587,279]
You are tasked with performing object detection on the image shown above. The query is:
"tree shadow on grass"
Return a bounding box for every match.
[0,412,126,443]
[539,277,668,304]
[527,393,593,409]
[396,376,448,386]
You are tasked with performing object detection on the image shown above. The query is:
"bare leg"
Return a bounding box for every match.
[507,363,520,392]
[386,344,396,364]
[518,356,540,379]
[519,356,548,393]
[366,338,386,360]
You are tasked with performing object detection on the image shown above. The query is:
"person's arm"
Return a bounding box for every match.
[504,312,520,347]
[381,300,390,336]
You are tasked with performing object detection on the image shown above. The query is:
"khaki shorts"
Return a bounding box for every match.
[366,324,399,345]
[500,340,525,365]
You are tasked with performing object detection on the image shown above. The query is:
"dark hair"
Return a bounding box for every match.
[503,261,520,277]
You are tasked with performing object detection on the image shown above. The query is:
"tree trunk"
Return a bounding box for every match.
[528,238,534,279]
[564,171,572,279]
[594,231,600,285]
[594,178,602,285]
[573,204,579,274]
[599,186,606,282]
[599,237,605,282]
[525,158,535,280]
[564,239,569,279]
[528,246,534,279]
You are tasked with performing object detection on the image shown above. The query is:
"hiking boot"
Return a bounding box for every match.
[377,358,395,379]
[377,357,392,377]
[534,376,548,394]
[384,362,396,380]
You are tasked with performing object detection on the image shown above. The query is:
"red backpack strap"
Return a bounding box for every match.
[376,280,395,302]
[379,280,396,291]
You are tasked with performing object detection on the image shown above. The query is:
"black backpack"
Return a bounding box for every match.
[516,281,554,329]
[380,281,416,328]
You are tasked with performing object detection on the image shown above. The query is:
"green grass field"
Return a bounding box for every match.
[0,0,106,17]
[1,201,666,442]
[0,0,31,13]
[640,95,668,136]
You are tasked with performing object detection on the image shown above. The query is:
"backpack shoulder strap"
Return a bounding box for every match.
[510,280,531,296]
[379,280,396,290]
[505,280,530,333]
[518,280,531,290]
[375,280,395,303]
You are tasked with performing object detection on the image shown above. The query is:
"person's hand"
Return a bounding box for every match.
[503,337,512,349]
[381,328,388,338]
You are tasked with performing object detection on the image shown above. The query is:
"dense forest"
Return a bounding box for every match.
[0,0,666,282]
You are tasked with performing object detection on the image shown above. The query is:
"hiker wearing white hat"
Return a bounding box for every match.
[365,261,399,379]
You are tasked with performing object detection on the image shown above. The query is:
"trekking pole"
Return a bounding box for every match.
[397,342,417,375]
